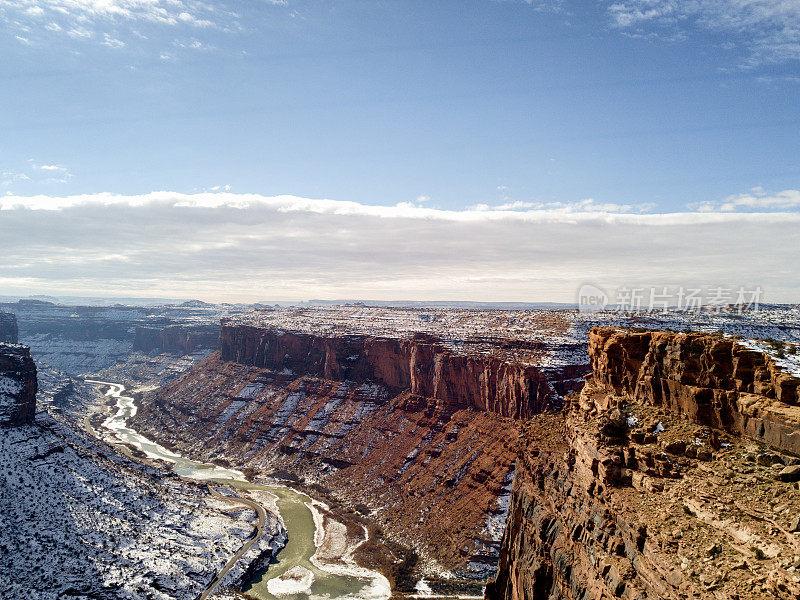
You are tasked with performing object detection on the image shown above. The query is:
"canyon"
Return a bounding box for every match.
[3,301,800,599]
[130,317,582,578]
[0,338,287,600]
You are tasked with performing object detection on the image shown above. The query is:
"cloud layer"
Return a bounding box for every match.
[1,191,798,302]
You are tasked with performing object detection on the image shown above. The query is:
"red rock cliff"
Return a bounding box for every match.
[487,328,800,600]
[219,323,559,418]
[587,327,800,454]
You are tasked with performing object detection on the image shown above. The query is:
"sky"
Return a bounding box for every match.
[1,0,799,303]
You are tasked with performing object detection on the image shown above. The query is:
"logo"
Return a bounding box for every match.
[578,284,608,313]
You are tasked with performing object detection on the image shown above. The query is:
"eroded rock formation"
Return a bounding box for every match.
[487,328,800,600]
[0,342,37,426]
[588,328,800,453]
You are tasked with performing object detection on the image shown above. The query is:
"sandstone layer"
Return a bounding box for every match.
[488,328,800,600]
[219,324,571,418]
[0,342,37,426]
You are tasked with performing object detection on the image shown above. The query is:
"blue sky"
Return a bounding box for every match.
[1,1,799,301]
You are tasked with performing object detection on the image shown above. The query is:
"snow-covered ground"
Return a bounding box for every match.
[21,333,133,374]
[0,410,277,600]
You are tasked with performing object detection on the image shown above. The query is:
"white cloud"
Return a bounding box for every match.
[693,187,800,212]
[2,161,72,188]
[0,190,798,302]
[606,0,800,66]
[0,0,239,50]
[479,198,655,213]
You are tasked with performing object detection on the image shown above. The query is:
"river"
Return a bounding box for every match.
[86,380,392,600]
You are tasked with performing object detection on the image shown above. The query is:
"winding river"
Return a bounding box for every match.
[86,380,391,600]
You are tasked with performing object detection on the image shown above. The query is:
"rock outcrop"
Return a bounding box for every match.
[488,328,800,600]
[0,343,37,426]
[0,311,18,343]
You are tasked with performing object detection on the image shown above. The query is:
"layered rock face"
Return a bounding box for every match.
[219,324,561,418]
[0,311,18,343]
[488,328,800,600]
[133,324,219,354]
[0,343,37,426]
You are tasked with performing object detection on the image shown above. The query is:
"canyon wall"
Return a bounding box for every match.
[487,328,800,600]
[0,343,37,426]
[219,323,563,419]
[0,311,18,343]
[133,350,523,577]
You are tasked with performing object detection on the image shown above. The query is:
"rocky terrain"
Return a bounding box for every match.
[4,301,800,596]
[0,342,287,600]
[487,327,800,600]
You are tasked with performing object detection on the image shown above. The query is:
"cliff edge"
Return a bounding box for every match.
[487,328,800,600]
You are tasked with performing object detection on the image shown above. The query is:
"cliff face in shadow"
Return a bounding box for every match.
[0,342,37,426]
[488,328,800,600]
[133,324,219,354]
[0,312,18,343]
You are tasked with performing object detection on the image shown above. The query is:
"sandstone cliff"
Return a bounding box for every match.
[0,311,18,343]
[487,328,800,600]
[588,328,800,454]
[0,343,37,426]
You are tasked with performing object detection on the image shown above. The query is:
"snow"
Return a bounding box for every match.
[0,415,267,600]
[267,566,316,596]
[0,373,22,395]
